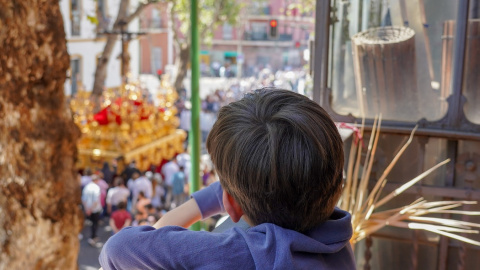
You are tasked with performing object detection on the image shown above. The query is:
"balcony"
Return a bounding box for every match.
[247,6,271,15]
[243,32,293,41]
[140,18,167,31]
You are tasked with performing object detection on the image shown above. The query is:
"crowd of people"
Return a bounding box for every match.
[177,68,308,148]
[80,68,308,248]
[79,153,217,248]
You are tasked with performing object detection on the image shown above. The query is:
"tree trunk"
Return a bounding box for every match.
[91,0,130,112]
[174,44,190,93]
[0,1,82,269]
[121,37,131,81]
[92,35,118,111]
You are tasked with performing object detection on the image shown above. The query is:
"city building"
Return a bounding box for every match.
[138,2,173,76]
[139,0,314,78]
[60,0,140,96]
[206,0,314,77]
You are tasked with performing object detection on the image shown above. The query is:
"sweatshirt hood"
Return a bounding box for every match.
[239,208,355,269]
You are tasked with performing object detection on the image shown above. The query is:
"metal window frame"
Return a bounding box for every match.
[312,1,479,269]
[313,0,480,141]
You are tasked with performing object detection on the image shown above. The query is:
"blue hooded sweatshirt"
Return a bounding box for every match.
[99,182,355,269]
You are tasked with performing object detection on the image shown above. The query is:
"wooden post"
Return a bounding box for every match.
[352,26,418,120]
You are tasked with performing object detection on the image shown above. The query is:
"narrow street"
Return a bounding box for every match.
[78,218,112,270]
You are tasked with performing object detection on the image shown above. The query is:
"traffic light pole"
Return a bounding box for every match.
[189,0,201,232]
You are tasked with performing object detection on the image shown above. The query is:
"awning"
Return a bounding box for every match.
[224,51,237,57]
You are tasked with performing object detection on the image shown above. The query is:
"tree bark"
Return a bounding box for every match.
[174,44,190,92]
[0,1,82,269]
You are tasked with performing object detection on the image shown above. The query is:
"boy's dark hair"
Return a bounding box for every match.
[206,88,344,232]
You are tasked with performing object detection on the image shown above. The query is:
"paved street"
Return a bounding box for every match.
[78,218,112,270]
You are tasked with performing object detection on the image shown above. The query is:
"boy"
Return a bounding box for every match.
[99,88,355,269]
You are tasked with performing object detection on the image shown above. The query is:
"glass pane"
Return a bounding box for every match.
[330,0,457,122]
[71,58,81,96]
[463,5,480,124]
[71,0,81,36]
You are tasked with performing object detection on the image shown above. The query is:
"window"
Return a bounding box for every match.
[329,0,457,122]
[151,8,162,29]
[251,23,267,40]
[249,2,270,15]
[151,47,163,75]
[71,0,81,36]
[223,23,233,40]
[70,57,82,96]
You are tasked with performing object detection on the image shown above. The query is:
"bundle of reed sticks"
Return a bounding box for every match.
[339,116,480,246]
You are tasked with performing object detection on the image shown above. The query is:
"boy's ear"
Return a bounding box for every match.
[223,190,244,223]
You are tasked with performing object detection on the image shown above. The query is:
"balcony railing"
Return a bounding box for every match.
[247,6,271,15]
[140,18,167,30]
[243,32,293,41]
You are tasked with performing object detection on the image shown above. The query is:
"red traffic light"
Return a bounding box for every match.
[270,19,277,28]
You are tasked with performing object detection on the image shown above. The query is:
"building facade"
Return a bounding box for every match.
[138,3,173,76]
[207,0,314,77]
[139,0,314,77]
[60,0,140,96]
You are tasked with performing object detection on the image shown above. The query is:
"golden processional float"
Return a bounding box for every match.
[70,76,187,171]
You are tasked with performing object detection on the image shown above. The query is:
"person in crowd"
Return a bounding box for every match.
[138,219,151,226]
[145,204,159,225]
[95,172,109,215]
[126,172,140,212]
[80,168,92,190]
[121,160,141,183]
[132,171,153,209]
[150,173,165,209]
[200,108,215,143]
[179,106,191,148]
[205,169,217,186]
[201,167,210,187]
[132,213,155,227]
[136,191,151,219]
[161,157,179,209]
[171,166,186,209]
[101,161,115,187]
[100,89,355,269]
[106,176,130,214]
[131,212,147,227]
[82,174,103,247]
[109,201,131,235]
[176,151,190,181]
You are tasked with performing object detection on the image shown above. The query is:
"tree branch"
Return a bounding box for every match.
[95,2,106,32]
[200,1,224,38]
[125,0,160,24]
[168,1,183,48]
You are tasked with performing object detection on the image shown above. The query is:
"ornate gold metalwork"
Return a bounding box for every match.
[71,76,186,171]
